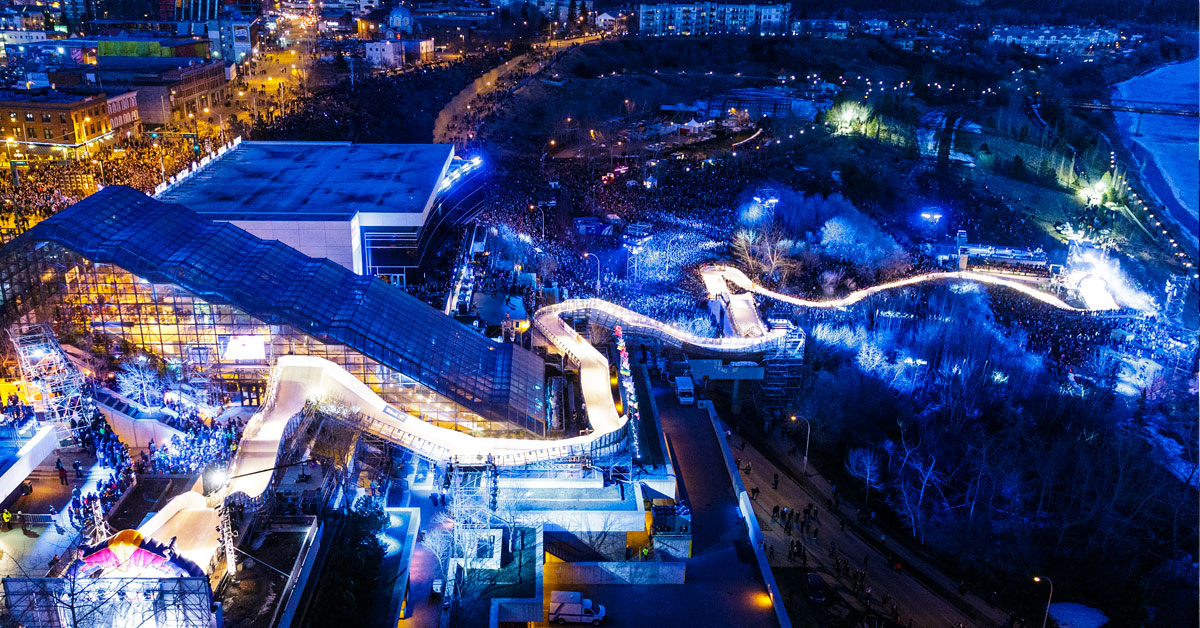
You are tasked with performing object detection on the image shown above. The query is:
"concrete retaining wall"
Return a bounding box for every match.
[99,406,186,449]
[0,426,57,503]
[549,560,686,585]
[699,400,792,628]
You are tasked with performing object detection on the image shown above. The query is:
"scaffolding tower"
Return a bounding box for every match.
[2,576,215,628]
[758,324,806,419]
[443,457,499,606]
[1163,274,1192,321]
[8,323,89,426]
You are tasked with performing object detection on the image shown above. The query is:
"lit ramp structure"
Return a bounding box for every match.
[700,264,1088,312]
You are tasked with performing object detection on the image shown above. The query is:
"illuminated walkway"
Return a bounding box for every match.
[139,263,1095,571]
[700,264,1089,312]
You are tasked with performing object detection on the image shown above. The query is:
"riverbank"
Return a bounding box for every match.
[1111,58,1199,255]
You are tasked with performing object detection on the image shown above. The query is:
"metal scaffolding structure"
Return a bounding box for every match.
[2,576,215,628]
[443,459,498,604]
[8,323,89,426]
[758,325,806,417]
[1163,274,1192,321]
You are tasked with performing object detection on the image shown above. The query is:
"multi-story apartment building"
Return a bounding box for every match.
[0,89,114,154]
[106,89,142,136]
[989,26,1119,56]
[636,2,789,36]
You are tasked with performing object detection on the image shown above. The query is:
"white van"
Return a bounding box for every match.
[674,375,695,405]
[549,590,606,625]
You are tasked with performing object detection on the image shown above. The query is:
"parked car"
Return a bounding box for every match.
[807,572,827,604]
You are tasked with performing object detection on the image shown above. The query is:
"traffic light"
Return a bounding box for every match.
[149,132,159,139]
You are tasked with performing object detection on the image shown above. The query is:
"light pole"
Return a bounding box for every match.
[583,253,600,294]
[1033,576,1054,628]
[80,116,90,158]
[791,415,811,475]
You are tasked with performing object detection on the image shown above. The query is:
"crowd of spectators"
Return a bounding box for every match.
[0,394,36,428]
[257,57,505,144]
[988,287,1119,370]
[136,401,244,475]
[0,136,209,243]
[66,413,135,525]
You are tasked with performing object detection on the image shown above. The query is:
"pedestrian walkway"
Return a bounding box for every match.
[0,451,124,582]
[733,428,1009,628]
[397,462,446,628]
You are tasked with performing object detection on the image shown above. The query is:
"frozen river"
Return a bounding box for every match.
[1112,58,1199,253]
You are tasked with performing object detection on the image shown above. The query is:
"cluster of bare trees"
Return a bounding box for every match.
[789,284,1198,624]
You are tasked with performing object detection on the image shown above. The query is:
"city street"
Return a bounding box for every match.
[734,423,1012,628]
[203,18,316,135]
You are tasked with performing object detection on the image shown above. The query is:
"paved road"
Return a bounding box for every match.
[736,424,1010,628]
[533,371,778,627]
[643,370,779,628]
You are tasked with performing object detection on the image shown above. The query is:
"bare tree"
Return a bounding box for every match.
[888,430,946,544]
[846,448,883,504]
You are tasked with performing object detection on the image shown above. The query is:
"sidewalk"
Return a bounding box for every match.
[733,428,1009,628]
[397,461,446,628]
[0,452,116,580]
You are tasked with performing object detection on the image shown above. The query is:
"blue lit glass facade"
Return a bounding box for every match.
[0,186,546,436]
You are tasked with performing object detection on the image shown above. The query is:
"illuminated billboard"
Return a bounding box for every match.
[219,335,267,361]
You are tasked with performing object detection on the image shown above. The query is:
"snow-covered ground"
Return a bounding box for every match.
[1111,352,1162,396]
[1050,602,1109,628]
[1142,415,1199,488]
[1113,59,1199,250]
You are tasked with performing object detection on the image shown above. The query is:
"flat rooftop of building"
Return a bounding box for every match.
[0,88,102,105]
[156,141,454,221]
[503,484,641,513]
[91,56,220,73]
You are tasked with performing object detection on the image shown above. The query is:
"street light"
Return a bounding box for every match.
[1033,576,1054,628]
[792,415,811,475]
[582,252,600,294]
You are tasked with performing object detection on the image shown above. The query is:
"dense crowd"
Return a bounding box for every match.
[989,287,1119,370]
[136,402,244,475]
[0,136,209,243]
[66,413,136,526]
[257,57,506,144]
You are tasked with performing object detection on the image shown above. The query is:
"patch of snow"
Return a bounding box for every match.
[1111,352,1161,397]
[1141,417,1199,488]
[1049,602,1108,628]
